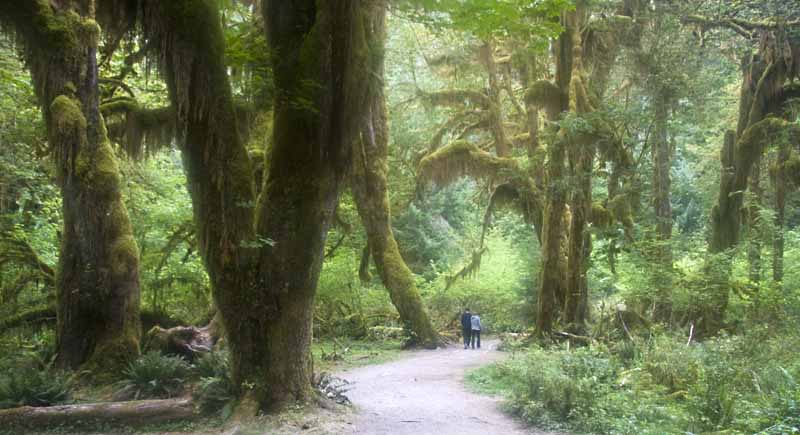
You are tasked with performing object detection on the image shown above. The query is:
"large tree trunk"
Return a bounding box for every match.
[351,0,439,349]
[532,6,577,335]
[141,0,371,412]
[1,1,141,372]
[706,47,791,334]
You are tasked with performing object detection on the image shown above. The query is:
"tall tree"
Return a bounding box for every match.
[350,0,439,348]
[697,13,800,334]
[112,0,374,411]
[0,0,141,372]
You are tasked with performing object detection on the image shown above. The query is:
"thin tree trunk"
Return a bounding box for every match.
[1,1,141,372]
[479,41,510,157]
[772,143,787,284]
[747,157,763,284]
[564,149,592,329]
[652,94,673,322]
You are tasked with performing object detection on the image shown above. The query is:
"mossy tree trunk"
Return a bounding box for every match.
[139,0,371,411]
[771,140,789,285]
[532,6,577,335]
[652,92,673,322]
[706,40,797,333]
[351,0,438,349]
[746,158,763,284]
[1,0,141,372]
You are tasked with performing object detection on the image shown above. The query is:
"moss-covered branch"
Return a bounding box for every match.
[418,140,519,186]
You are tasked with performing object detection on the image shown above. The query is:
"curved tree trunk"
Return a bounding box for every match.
[1,0,141,372]
[351,1,438,348]
[139,0,372,412]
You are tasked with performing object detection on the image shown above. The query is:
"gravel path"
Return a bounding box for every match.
[337,339,551,435]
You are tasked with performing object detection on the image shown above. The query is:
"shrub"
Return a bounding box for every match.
[116,351,190,399]
[193,350,236,414]
[0,365,72,409]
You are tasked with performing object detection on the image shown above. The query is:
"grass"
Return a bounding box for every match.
[312,337,405,372]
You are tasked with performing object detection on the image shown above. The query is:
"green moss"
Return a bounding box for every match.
[785,152,800,186]
[77,18,100,48]
[110,235,140,278]
[50,94,86,131]
[609,194,633,229]
[419,140,519,186]
[590,202,612,229]
[93,141,122,189]
[525,80,562,109]
[83,334,141,382]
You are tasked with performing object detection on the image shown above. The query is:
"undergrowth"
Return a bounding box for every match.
[467,327,800,434]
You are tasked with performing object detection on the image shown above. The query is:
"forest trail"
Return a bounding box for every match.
[337,339,549,435]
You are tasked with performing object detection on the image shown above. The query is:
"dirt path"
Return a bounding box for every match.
[337,339,549,435]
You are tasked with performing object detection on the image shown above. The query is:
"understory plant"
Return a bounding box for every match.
[116,351,190,399]
[468,329,800,434]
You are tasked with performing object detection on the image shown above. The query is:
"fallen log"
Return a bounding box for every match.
[0,398,196,429]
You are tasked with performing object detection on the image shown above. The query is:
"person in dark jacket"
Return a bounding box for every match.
[460,308,472,349]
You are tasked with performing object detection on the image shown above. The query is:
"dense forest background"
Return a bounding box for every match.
[1,0,800,434]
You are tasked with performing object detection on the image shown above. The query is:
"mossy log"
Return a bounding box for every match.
[0,399,196,429]
[144,325,215,361]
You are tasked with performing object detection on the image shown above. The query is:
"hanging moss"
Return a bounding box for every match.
[784,151,800,187]
[418,140,519,186]
[525,80,562,119]
[590,202,612,229]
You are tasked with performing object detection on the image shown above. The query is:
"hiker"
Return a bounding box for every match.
[470,312,481,349]
[460,308,472,349]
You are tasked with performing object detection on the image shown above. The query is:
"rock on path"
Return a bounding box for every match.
[337,339,551,435]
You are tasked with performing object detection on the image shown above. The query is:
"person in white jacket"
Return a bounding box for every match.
[470,313,481,349]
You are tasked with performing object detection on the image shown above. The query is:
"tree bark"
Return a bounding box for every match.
[350,0,439,349]
[1,0,141,372]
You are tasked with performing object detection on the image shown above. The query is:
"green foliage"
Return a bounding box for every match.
[0,365,72,409]
[193,350,236,415]
[424,215,539,332]
[395,0,570,42]
[116,351,190,399]
[469,329,800,434]
[0,335,72,409]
